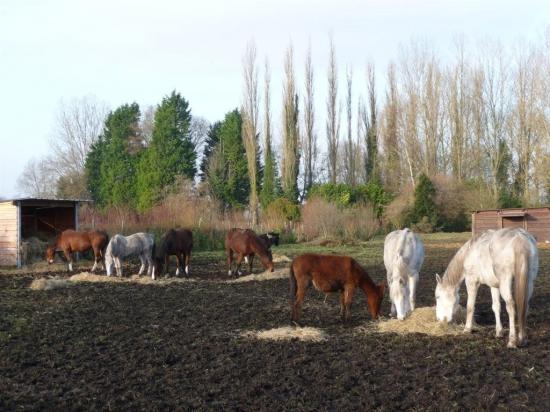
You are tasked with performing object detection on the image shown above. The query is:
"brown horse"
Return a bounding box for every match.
[290,253,385,324]
[46,229,109,272]
[225,228,274,276]
[153,229,193,279]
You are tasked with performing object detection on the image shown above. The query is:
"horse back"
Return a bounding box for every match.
[292,254,358,292]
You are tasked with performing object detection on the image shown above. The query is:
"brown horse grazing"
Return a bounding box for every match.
[46,229,109,272]
[153,229,193,279]
[290,253,385,325]
[225,228,274,276]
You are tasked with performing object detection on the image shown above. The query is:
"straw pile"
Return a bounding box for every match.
[272,253,292,263]
[69,272,197,285]
[227,268,289,283]
[375,306,469,336]
[20,237,48,265]
[29,277,73,291]
[242,326,327,342]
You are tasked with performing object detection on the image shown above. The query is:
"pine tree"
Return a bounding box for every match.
[97,103,141,208]
[84,136,106,204]
[200,121,222,181]
[411,173,439,226]
[136,91,196,211]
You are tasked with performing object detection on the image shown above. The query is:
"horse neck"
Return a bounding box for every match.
[357,265,378,296]
[442,242,469,288]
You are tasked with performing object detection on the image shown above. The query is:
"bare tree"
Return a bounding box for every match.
[140,105,155,145]
[260,58,278,207]
[382,62,403,191]
[365,62,379,183]
[344,67,356,186]
[281,43,300,201]
[241,40,260,225]
[302,43,317,197]
[326,37,340,183]
[16,158,57,198]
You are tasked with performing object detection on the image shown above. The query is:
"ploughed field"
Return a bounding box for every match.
[1,233,550,410]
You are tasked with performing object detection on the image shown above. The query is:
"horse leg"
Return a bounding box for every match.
[64,250,73,272]
[138,255,145,276]
[164,254,170,277]
[491,287,503,338]
[175,254,182,276]
[235,254,244,276]
[227,249,234,276]
[91,248,100,273]
[500,284,518,348]
[291,279,309,325]
[248,254,254,275]
[185,251,191,276]
[390,301,396,318]
[464,279,479,333]
[116,257,123,277]
[342,286,355,324]
[409,273,419,312]
[339,292,345,317]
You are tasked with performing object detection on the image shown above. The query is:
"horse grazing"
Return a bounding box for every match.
[259,232,280,249]
[105,233,155,278]
[153,229,193,279]
[384,228,424,320]
[225,228,274,276]
[435,228,538,348]
[290,253,385,324]
[46,229,109,272]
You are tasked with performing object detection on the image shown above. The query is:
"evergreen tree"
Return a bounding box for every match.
[84,136,106,204]
[260,140,278,209]
[410,173,439,226]
[97,103,141,208]
[497,140,522,208]
[136,91,196,211]
[200,121,221,181]
[205,110,249,209]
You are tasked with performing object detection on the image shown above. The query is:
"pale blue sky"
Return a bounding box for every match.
[0,0,548,198]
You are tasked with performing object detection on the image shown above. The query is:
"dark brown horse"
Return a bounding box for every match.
[259,232,280,249]
[225,228,274,276]
[153,229,193,279]
[46,229,109,272]
[290,253,385,324]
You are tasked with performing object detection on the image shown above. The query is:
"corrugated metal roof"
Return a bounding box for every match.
[472,207,549,213]
[3,197,92,203]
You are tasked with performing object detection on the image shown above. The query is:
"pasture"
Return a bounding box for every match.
[1,233,550,410]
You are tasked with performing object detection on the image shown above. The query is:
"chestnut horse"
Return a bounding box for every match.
[153,229,193,279]
[290,253,385,324]
[225,228,274,276]
[46,229,109,272]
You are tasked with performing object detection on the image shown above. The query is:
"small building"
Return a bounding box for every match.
[471,207,550,242]
[0,198,89,267]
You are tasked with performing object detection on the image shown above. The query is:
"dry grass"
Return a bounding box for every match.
[375,306,470,336]
[272,254,291,263]
[69,272,197,285]
[227,268,289,283]
[29,277,73,291]
[242,326,327,342]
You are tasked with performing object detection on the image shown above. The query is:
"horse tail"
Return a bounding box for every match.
[514,238,530,340]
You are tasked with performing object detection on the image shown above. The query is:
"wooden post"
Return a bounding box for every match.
[16,202,21,268]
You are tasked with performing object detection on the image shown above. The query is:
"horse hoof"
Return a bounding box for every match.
[507,340,518,349]
[463,327,472,334]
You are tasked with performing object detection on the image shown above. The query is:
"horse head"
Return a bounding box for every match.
[45,245,56,264]
[368,282,386,319]
[390,255,412,320]
[435,273,459,322]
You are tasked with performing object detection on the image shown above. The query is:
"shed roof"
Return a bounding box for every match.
[472,207,550,213]
[2,197,92,205]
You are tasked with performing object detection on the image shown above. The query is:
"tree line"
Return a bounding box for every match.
[17,33,550,229]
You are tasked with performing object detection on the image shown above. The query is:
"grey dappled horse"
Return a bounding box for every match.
[105,233,155,279]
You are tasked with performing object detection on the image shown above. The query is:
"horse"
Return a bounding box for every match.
[384,228,424,320]
[290,253,385,325]
[435,228,538,348]
[105,233,155,278]
[46,229,109,272]
[153,229,193,279]
[259,232,280,249]
[225,228,274,276]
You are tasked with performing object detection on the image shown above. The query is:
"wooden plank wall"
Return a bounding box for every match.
[473,208,550,242]
[0,201,18,265]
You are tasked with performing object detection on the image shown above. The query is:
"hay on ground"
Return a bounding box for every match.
[375,306,471,336]
[227,268,289,283]
[69,272,196,285]
[242,326,327,342]
[29,277,73,291]
[272,253,291,263]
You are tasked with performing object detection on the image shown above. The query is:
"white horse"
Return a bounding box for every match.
[384,228,424,320]
[105,233,155,279]
[435,228,538,348]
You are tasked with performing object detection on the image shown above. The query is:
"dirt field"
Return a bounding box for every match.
[1,233,550,410]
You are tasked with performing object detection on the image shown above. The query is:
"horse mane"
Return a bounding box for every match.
[442,234,482,286]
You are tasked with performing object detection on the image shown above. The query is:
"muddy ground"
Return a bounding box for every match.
[1,234,550,410]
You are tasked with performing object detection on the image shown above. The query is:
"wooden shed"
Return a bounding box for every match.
[471,207,550,242]
[0,198,88,267]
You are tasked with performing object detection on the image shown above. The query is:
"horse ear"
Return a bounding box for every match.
[435,273,442,284]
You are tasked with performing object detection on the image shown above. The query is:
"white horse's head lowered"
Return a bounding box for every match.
[390,255,412,320]
[435,273,459,322]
